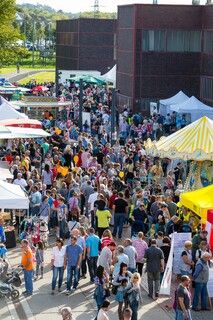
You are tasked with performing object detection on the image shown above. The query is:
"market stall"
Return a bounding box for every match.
[159,91,189,116]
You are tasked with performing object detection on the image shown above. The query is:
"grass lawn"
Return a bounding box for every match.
[18,71,55,84]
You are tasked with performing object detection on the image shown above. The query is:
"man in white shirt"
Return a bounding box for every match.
[88,187,98,228]
[13,173,27,189]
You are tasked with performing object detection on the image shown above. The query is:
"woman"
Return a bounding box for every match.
[79,226,88,279]
[112,263,132,320]
[101,229,113,250]
[68,192,80,221]
[94,265,109,311]
[51,238,66,294]
[160,236,171,283]
[126,273,142,320]
[39,196,50,223]
[97,300,110,320]
[132,232,148,276]
[42,164,53,189]
[57,197,68,239]
[179,241,194,276]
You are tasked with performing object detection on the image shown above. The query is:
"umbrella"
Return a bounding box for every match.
[145,116,213,161]
[67,75,106,85]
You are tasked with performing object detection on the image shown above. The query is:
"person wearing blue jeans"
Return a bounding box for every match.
[64,236,83,295]
[52,266,64,291]
[23,270,33,295]
[112,192,128,239]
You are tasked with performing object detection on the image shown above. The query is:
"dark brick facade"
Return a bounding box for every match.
[56,18,117,74]
[117,4,213,112]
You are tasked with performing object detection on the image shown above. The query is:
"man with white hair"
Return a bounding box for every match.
[192,251,212,311]
[13,172,27,189]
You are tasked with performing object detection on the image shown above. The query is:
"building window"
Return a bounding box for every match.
[142,30,166,52]
[201,77,213,101]
[203,31,213,53]
[142,30,201,52]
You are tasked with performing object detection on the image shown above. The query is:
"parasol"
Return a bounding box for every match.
[145,116,213,161]
[67,75,106,85]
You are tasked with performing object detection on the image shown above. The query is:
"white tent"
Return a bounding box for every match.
[159,91,189,116]
[0,161,13,181]
[0,180,29,209]
[0,97,28,120]
[0,125,50,139]
[170,96,213,122]
[101,65,116,85]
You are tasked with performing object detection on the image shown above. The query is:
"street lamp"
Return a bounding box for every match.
[79,78,83,132]
[111,88,118,146]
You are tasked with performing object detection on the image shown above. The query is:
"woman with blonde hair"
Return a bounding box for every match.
[101,229,113,249]
[126,273,142,320]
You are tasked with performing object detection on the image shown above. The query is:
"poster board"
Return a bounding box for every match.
[160,233,174,295]
[207,267,213,298]
[173,232,191,274]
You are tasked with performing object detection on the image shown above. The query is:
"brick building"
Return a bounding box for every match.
[56,18,117,74]
[116,4,213,112]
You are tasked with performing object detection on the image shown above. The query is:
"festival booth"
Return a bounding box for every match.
[0,161,13,181]
[180,186,213,251]
[159,91,189,117]
[0,97,28,120]
[170,96,213,122]
[100,65,117,86]
[0,181,29,248]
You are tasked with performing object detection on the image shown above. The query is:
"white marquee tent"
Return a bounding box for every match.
[159,91,189,116]
[170,96,213,122]
[101,65,116,86]
[0,180,29,209]
[0,97,28,120]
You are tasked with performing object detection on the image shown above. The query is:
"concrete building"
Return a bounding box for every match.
[56,18,117,75]
[116,4,213,112]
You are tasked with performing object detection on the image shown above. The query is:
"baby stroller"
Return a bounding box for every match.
[0,260,22,300]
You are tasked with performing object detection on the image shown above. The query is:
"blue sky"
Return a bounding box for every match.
[16,0,206,13]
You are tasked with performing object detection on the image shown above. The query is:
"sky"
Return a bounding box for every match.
[16,0,207,13]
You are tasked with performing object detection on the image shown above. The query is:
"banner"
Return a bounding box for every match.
[173,232,191,274]
[207,267,213,298]
[159,233,174,295]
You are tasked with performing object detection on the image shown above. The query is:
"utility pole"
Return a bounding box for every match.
[79,79,83,131]
[94,0,100,18]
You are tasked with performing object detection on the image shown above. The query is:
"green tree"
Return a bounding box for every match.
[0,0,29,66]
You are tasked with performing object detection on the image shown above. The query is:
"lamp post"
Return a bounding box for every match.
[79,78,83,131]
[111,88,117,146]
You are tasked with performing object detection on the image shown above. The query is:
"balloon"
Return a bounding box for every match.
[73,155,79,164]
[119,171,124,178]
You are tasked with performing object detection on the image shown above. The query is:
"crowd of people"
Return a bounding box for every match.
[0,81,212,320]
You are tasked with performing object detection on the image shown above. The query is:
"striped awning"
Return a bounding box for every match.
[145,116,213,161]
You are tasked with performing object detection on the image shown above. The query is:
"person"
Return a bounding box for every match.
[57,196,68,239]
[101,229,113,249]
[126,273,142,320]
[131,203,148,236]
[175,275,192,320]
[192,252,211,311]
[21,239,34,296]
[195,240,209,262]
[123,308,132,320]
[0,216,6,243]
[39,195,50,223]
[42,164,53,189]
[112,262,132,320]
[112,192,128,239]
[144,239,164,299]
[124,239,137,273]
[86,227,101,282]
[94,265,109,311]
[34,241,44,280]
[113,245,129,276]
[192,230,208,262]
[179,241,194,276]
[64,235,83,294]
[132,232,148,276]
[98,241,116,275]
[59,307,75,320]
[97,300,110,320]
[96,204,111,238]
[51,238,66,294]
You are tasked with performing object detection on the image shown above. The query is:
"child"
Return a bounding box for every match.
[35,241,44,280]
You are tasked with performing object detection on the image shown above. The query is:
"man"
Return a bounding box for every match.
[64,235,83,294]
[123,239,137,273]
[98,241,116,275]
[21,239,34,296]
[166,196,177,217]
[86,228,101,282]
[165,215,180,236]
[112,192,128,239]
[144,239,164,299]
[192,252,211,311]
[192,230,208,262]
[88,187,99,228]
[176,275,192,320]
[13,172,27,189]
[30,185,42,216]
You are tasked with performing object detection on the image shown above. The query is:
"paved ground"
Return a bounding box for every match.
[0,234,212,320]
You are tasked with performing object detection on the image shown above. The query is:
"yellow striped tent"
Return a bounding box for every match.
[145,116,213,161]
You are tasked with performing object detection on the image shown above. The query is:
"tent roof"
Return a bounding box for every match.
[170,96,213,112]
[0,97,28,120]
[0,180,29,209]
[145,116,213,161]
[0,126,50,139]
[180,185,213,222]
[0,119,42,129]
[0,161,13,181]
[159,91,189,106]
[100,65,116,84]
